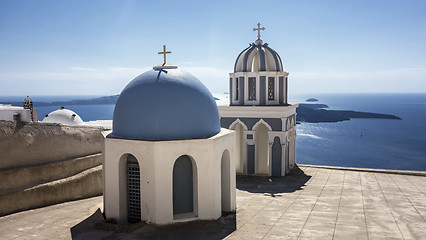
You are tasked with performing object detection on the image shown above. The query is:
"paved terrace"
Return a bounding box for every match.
[0,165,425,240]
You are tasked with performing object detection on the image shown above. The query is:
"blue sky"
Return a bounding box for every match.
[1,0,425,96]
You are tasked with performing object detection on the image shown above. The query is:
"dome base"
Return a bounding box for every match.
[153,64,178,70]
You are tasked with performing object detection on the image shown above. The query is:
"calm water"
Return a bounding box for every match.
[289,93,426,171]
[1,93,425,171]
[0,95,114,121]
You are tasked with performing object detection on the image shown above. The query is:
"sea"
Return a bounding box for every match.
[1,93,425,172]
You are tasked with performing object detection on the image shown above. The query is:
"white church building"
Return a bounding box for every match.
[102,48,236,225]
[102,24,297,225]
[218,23,298,177]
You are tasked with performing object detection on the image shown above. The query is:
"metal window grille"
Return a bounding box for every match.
[268,77,275,100]
[235,78,239,100]
[248,77,256,100]
[127,163,141,223]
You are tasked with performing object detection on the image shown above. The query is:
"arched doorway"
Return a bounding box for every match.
[126,154,141,223]
[173,155,195,216]
[221,150,232,213]
[255,123,269,174]
[272,137,282,176]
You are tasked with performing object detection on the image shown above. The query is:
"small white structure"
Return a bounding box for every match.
[0,96,37,122]
[219,23,298,177]
[103,49,236,225]
[42,107,84,125]
[0,105,33,122]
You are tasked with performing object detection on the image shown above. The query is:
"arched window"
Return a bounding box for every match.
[235,77,239,100]
[173,155,196,217]
[268,77,275,100]
[248,77,256,100]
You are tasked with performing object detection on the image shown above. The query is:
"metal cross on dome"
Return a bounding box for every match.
[158,45,171,65]
[253,23,265,40]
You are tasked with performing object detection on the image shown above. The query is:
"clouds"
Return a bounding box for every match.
[0,66,149,95]
[69,67,100,72]
[0,65,232,96]
[1,1,426,96]
[1,64,425,96]
[180,66,230,93]
[291,67,426,93]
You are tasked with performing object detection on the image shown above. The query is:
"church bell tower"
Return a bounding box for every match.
[219,23,298,177]
[230,23,289,106]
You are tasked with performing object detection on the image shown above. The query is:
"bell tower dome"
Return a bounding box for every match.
[230,23,289,106]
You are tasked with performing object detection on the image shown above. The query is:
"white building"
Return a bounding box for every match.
[42,107,84,125]
[0,105,33,122]
[0,96,37,122]
[102,52,236,225]
[218,24,298,177]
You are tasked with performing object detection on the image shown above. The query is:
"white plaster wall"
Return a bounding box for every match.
[103,128,236,225]
[218,104,298,119]
[0,108,31,122]
[214,131,236,213]
[219,105,298,177]
[151,138,215,223]
[102,137,155,224]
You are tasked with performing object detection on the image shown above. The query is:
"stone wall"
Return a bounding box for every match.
[0,165,102,216]
[0,120,104,216]
[0,153,101,193]
[0,120,103,170]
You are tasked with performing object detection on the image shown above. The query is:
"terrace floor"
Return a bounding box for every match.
[1,165,425,240]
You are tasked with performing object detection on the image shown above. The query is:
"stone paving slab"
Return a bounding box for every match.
[0,165,425,240]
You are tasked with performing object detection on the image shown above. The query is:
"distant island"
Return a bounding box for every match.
[0,95,120,107]
[1,95,402,123]
[297,103,402,123]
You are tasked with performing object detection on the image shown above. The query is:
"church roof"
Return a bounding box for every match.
[111,68,221,141]
[234,39,284,73]
[42,108,84,125]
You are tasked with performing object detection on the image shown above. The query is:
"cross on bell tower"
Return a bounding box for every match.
[158,45,171,65]
[253,23,265,40]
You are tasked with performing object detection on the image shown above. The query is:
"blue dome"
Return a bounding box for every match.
[111,68,221,140]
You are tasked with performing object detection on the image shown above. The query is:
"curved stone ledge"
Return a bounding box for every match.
[0,153,102,193]
[0,165,102,216]
[0,120,103,170]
